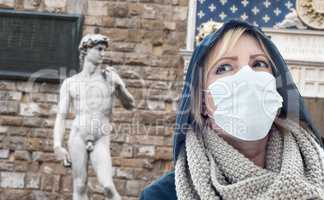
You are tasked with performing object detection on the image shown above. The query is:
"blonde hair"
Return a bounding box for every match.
[191,27,277,127]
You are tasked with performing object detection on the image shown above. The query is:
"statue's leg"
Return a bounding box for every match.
[90,135,121,200]
[68,133,89,200]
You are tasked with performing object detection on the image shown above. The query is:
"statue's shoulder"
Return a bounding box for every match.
[62,74,79,84]
[102,65,123,86]
[59,74,81,93]
[103,65,118,75]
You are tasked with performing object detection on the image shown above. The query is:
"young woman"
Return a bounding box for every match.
[140,19,324,200]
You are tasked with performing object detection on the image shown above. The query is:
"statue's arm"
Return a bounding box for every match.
[113,71,135,110]
[53,79,70,149]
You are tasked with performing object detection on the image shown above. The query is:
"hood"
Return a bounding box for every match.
[173,19,323,162]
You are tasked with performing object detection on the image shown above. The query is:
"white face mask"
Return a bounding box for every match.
[207,65,283,141]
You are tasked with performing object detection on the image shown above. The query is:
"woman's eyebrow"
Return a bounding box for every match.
[209,53,267,68]
[209,56,237,68]
[250,53,266,58]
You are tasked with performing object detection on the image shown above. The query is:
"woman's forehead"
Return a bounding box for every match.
[220,34,263,57]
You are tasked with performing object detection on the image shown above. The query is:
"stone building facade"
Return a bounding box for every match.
[0,0,188,199]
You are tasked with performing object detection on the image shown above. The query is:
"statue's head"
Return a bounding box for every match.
[79,34,110,70]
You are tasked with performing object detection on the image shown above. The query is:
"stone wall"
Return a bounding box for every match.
[0,0,188,199]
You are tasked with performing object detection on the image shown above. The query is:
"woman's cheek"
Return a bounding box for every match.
[206,92,217,116]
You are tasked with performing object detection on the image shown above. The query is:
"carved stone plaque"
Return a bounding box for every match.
[264,28,324,63]
[0,10,83,82]
[296,0,324,29]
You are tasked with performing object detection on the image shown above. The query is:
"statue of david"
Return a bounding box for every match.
[53,34,135,200]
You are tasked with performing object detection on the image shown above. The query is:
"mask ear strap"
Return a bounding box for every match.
[201,89,217,121]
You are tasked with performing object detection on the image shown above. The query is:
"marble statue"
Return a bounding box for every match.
[274,9,307,29]
[53,33,135,200]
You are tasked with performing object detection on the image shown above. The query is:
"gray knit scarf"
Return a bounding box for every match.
[175,118,324,200]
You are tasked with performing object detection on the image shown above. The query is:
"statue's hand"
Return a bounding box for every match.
[54,146,72,167]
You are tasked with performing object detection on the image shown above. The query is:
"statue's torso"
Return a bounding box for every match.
[66,72,115,140]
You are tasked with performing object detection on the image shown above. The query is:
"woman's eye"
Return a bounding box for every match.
[98,47,103,51]
[252,60,269,68]
[215,64,233,74]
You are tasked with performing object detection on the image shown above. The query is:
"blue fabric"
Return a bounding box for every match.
[140,171,177,200]
[141,18,324,199]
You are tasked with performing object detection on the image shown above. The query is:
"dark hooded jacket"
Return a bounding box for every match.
[139,19,323,200]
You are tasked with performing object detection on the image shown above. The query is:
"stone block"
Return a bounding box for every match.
[31,93,58,103]
[41,174,60,192]
[0,116,23,126]
[25,173,41,189]
[0,172,25,188]
[44,0,67,13]
[39,82,59,93]
[0,149,10,159]
[61,175,72,192]
[111,3,128,18]
[116,167,134,179]
[87,1,109,16]
[23,0,42,11]
[14,150,32,161]
[128,3,143,16]
[120,144,133,158]
[0,0,14,8]
[136,145,155,157]
[16,81,39,92]
[0,91,22,101]
[143,5,156,19]
[0,81,16,90]
[32,151,56,162]
[173,6,187,21]
[115,178,126,195]
[155,147,172,160]
[125,180,144,196]
[20,102,57,117]
[0,101,19,115]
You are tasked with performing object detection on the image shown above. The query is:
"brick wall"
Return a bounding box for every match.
[0,0,188,199]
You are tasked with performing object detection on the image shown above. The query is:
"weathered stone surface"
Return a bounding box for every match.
[20,102,57,117]
[0,81,15,91]
[44,0,67,13]
[41,174,60,192]
[173,6,187,21]
[14,150,32,161]
[128,3,143,16]
[30,93,58,103]
[23,0,42,11]
[25,173,41,189]
[143,4,156,19]
[116,167,134,179]
[32,151,56,162]
[155,147,172,160]
[0,101,19,115]
[39,82,59,93]
[0,0,14,8]
[0,189,32,200]
[87,1,109,16]
[61,175,72,192]
[136,145,155,157]
[126,180,145,196]
[120,144,133,158]
[0,91,22,101]
[110,3,128,18]
[0,149,10,159]
[0,116,23,126]
[0,172,25,188]
[16,82,39,92]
